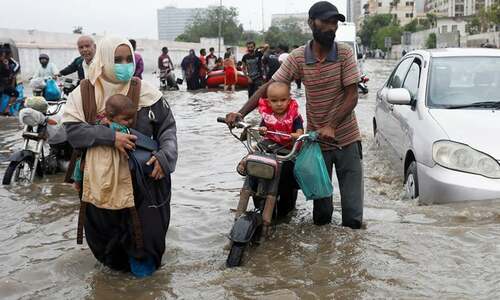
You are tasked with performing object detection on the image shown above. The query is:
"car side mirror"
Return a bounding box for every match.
[357,53,363,60]
[387,88,412,105]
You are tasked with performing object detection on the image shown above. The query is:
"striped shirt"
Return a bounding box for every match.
[272,41,361,149]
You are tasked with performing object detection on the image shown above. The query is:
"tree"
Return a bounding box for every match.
[73,26,83,34]
[263,17,311,47]
[374,25,402,50]
[241,30,264,46]
[359,14,395,47]
[425,13,437,28]
[403,18,429,33]
[176,6,243,44]
[426,33,436,49]
[466,16,481,34]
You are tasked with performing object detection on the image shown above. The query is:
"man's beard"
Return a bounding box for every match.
[312,26,336,49]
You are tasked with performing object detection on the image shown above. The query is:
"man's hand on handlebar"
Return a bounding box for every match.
[225,112,243,127]
[317,125,336,141]
[258,126,267,136]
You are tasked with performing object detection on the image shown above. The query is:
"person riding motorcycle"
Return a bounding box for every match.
[30,54,59,97]
[158,47,178,90]
[32,54,59,81]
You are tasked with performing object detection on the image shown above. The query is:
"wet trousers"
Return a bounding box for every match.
[313,141,364,229]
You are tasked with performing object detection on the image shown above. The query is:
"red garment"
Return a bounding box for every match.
[199,56,208,77]
[224,59,237,85]
[258,98,300,145]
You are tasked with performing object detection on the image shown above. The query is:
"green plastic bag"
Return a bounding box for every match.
[293,132,333,200]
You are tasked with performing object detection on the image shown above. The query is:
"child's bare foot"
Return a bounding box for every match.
[72,182,81,192]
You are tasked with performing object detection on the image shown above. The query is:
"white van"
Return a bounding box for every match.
[336,22,363,62]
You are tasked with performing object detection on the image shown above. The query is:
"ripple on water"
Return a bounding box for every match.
[1,62,500,299]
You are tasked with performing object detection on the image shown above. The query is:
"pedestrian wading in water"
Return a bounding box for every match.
[226,1,364,229]
[63,37,177,277]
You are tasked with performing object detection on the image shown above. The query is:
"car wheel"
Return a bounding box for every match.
[405,161,419,199]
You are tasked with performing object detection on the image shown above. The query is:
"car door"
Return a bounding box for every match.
[375,57,414,153]
[390,58,422,157]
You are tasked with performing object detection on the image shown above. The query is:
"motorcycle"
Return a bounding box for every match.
[217,117,336,267]
[2,78,76,185]
[158,69,180,91]
[358,74,369,94]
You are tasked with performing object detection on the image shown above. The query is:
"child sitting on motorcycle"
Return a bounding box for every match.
[72,94,136,191]
[236,82,304,234]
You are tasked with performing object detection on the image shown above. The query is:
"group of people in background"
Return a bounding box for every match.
[177,41,301,97]
[1,35,305,116]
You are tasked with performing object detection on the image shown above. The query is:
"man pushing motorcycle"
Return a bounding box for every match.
[225,1,364,229]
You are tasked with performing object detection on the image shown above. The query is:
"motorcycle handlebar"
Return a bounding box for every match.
[217,117,245,129]
[217,116,341,159]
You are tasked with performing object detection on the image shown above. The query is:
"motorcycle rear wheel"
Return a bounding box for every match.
[226,242,246,268]
[2,157,34,185]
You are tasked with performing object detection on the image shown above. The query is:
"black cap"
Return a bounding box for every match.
[309,1,346,22]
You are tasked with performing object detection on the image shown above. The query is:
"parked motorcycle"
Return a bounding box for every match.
[2,78,76,185]
[217,117,337,267]
[358,74,369,94]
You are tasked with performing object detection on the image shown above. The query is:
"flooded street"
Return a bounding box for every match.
[1,59,500,299]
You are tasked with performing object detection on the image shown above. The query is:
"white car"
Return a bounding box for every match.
[373,48,500,204]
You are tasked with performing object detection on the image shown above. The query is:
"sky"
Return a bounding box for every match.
[0,0,348,39]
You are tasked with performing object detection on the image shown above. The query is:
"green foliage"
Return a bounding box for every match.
[403,18,430,33]
[426,33,437,49]
[425,13,437,28]
[374,25,402,49]
[466,16,481,34]
[359,14,395,47]
[175,7,243,44]
[467,3,500,33]
[263,17,311,48]
[241,30,264,46]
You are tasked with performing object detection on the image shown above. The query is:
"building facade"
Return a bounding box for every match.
[347,0,363,23]
[157,6,205,41]
[424,0,496,17]
[363,0,416,25]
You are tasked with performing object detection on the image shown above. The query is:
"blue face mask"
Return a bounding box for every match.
[114,63,134,81]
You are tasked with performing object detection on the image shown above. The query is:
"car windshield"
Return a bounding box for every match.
[428,56,500,108]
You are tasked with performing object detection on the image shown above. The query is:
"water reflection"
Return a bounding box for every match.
[1,60,500,299]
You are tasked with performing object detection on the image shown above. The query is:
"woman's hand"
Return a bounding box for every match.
[146,156,165,180]
[114,132,137,159]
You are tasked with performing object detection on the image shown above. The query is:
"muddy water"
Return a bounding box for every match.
[1,59,500,299]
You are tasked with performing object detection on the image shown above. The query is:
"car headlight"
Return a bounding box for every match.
[433,140,500,179]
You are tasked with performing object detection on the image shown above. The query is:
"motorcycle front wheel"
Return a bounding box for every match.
[2,157,35,185]
[226,242,246,268]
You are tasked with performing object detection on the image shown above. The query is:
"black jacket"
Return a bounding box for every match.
[60,56,85,80]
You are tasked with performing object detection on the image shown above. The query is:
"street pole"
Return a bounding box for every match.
[261,0,265,33]
[218,0,222,58]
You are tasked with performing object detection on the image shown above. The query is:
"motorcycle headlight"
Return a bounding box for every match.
[433,140,500,179]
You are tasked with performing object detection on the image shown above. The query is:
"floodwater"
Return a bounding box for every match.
[1,59,500,299]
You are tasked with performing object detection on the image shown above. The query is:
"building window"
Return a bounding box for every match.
[442,25,448,33]
[452,25,458,32]
[378,2,382,7]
